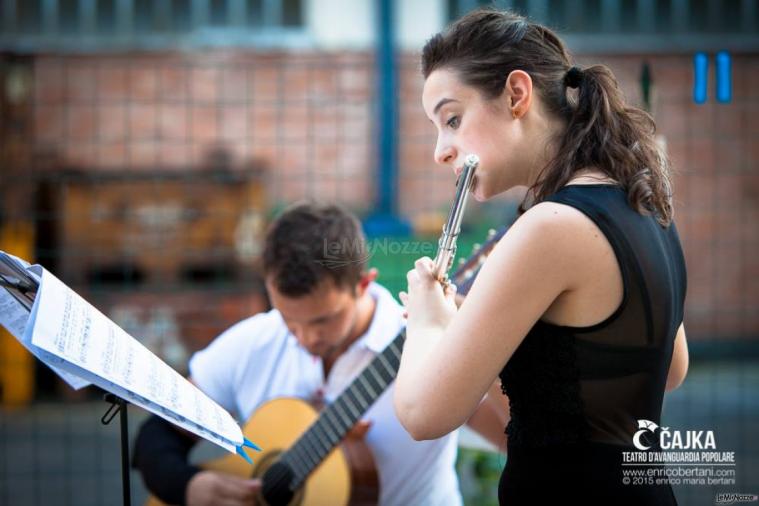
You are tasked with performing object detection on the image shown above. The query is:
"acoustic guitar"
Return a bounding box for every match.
[146,227,506,506]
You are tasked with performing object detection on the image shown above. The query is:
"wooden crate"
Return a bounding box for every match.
[56,170,268,287]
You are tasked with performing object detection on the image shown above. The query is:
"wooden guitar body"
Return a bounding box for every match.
[146,397,378,506]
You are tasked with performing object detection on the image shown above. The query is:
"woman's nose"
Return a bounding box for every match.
[434,142,456,166]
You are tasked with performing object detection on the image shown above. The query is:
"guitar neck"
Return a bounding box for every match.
[280,330,406,487]
[276,226,507,490]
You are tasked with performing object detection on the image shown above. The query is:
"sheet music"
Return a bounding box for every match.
[0,270,90,390]
[25,267,244,452]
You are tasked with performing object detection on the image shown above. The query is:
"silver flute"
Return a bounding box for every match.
[432,154,479,288]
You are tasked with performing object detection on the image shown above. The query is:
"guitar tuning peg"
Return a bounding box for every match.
[458,258,466,266]
[478,256,486,265]
[472,243,481,252]
[487,228,496,239]
[465,269,474,280]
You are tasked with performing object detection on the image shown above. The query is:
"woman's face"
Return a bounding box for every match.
[422,68,531,200]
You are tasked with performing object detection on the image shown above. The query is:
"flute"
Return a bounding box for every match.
[432,154,479,288]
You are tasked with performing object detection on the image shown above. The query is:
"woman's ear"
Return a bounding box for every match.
[504,70,533,120]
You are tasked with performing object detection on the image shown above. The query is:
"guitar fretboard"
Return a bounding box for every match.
[273,226,507,492]
[280,329,406,488]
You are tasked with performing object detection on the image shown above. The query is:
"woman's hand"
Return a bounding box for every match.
[399,257,458,336]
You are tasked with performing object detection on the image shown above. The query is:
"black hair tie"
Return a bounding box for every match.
[564,66,584,89]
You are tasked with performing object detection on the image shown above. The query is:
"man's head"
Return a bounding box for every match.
[263,202,376,358]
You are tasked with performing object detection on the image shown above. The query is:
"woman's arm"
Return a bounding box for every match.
[665,323,688,392]
[395,202,581,440]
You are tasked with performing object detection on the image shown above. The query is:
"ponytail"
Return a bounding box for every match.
[529,64,673,226]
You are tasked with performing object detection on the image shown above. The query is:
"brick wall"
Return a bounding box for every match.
[30,51,376,208]
[5,49,759,342]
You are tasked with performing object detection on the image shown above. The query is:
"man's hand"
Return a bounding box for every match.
[187,470,262,506]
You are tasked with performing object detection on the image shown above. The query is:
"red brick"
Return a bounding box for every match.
[98,104,128,142]
[158,142,191,168]
[280,144,309,172]
[219,68,248,103]
[249,106,278,141]
[312,144,339,172]
[130,141,158,168]
[281,106,310,140]
[649,57,690,101]
[66,63,98,103]
[283,67,310,103]
[250,67,281,103]
[67,104,97,140]
[655,102,687,141]
[686,136,717,174]
[34,60,66,104]
[61,141,89,167]
[746,102,759,135]
[712,105,743,139]
[190,66,220,104]
[280,175,308,202]
[715,243,744,308]
[96,141,127,169]
[34,104,65,144]
[98,66,130,102]
[310,69,338,98]
[130,65,160,102]
[219,106,248,142]
[190,105,218,143]
[159,66,190,101]
[338,67,372,99]
[159,104,189,141]
[715,309,744,338]
[128,103,158,140]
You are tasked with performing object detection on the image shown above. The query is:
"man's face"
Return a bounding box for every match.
[266,276,360,360]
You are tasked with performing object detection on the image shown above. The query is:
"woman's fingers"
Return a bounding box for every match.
[414,257,435,278]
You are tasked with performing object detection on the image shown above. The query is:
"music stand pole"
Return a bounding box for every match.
[102,393,131,506]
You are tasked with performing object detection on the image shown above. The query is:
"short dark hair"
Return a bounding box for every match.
[262,202,368,297]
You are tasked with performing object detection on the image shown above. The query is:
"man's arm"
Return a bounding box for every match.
[133,377,262,506]
[132,414,202,505]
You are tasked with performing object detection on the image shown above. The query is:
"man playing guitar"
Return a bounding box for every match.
[133,201,508,506]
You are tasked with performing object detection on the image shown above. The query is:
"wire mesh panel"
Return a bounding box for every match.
[0,1,757,505]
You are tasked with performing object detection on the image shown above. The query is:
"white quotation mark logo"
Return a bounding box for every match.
[633,419,665,450]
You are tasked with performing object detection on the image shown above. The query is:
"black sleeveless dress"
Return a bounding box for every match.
[498,184,687,505]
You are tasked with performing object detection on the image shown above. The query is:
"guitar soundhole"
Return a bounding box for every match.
[253,451,304,506]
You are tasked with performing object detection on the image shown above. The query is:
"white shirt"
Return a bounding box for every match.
[190,282,463,506]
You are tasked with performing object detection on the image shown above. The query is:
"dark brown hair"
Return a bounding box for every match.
[422,9,673,225]
[263,201,368,297]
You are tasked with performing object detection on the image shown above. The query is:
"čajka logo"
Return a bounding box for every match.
[633,420,717,451]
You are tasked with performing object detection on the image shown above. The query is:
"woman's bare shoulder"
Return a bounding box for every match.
[513,200,603,245]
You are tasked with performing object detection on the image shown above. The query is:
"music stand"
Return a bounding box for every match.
[0,259,132,506]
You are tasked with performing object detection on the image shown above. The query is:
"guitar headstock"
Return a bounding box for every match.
[450,226,507,296]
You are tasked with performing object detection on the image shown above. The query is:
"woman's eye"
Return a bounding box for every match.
[447,116,460,129]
